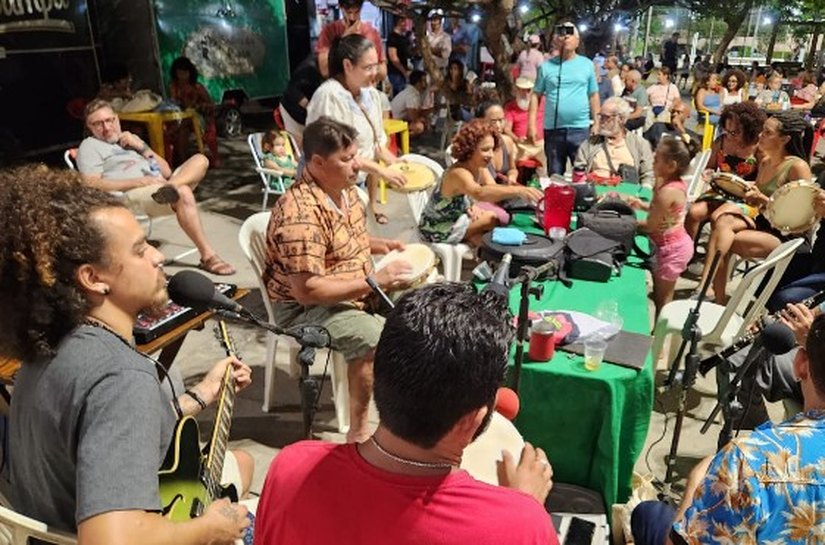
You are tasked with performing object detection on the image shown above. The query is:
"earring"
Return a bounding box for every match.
[101,287,110,295]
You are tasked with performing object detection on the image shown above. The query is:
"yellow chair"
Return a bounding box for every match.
[692,99,716,151]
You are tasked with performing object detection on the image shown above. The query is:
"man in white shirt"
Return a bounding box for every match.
[390,70,430,137]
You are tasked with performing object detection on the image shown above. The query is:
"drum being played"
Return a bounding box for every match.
[708,172,753,201]
[460,411,525,486]
[765,180,820,235]
[374,243,438,287]
[386,162,437,193]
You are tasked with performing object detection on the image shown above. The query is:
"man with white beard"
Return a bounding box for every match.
[504,77,545,162]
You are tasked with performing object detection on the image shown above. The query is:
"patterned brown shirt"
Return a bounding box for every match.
[264,171,372,307]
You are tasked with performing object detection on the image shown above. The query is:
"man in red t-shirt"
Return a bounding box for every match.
[254,284,559,545]
[316,0,386,80]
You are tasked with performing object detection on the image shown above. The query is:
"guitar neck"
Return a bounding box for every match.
[204,320,237,498]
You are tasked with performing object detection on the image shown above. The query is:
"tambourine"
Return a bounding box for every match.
[386,162,436,193]
[765,180,820,235]
[709,172,753,201]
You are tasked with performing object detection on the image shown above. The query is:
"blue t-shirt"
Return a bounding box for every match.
[534,54,598,130]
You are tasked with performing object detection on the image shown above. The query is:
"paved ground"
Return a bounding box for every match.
[137,102,799,505]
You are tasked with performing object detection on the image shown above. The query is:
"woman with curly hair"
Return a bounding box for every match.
[0,166,254,541]
[695,111,813,302]
[418,120,542,246]
[720,69,747,105]
[686,101,766,239]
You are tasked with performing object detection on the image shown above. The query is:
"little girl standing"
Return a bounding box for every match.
[261,131,297,188]
[628,137,694,318]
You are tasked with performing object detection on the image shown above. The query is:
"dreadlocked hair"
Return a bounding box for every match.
[771,110,810,160]
[0,165,124,362]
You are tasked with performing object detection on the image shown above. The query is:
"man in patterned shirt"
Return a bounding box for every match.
[632,313,825,545]
[263,117,411,443]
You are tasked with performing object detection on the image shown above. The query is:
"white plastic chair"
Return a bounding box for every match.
[64,149,154,239]
[238,212,350,432]
[685,148,712,203]
[0,505,76,545]
[247,131,300,210]
[401,154,473,282]
[651,238,804,369]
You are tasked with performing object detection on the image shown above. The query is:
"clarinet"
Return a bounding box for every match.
[698,289,825,376]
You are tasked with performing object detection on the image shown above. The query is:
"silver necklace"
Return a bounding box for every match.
[369,436,454,470]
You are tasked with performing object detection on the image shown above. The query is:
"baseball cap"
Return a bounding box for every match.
[428,8,444,20]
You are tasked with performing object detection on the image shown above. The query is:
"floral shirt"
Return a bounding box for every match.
[673,410,825,544]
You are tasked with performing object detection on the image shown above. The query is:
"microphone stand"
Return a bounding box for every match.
[509,259,559,393]
[214,308,330,439]
[661,251,721,498]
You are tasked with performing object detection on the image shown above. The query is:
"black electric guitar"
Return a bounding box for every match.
[158,320,239,521]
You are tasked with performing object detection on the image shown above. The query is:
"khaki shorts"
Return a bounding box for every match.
[272,301,385,362]
[125,184,176,218]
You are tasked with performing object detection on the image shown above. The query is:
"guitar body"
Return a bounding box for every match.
[159,416,209,521]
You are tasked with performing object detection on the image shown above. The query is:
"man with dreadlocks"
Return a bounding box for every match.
[0,166,252,544]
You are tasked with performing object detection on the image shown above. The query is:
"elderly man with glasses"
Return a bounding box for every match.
[572,96,654,188]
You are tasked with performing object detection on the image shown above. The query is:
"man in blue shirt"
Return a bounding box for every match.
[528,22,600,175]
[631,312,825,545]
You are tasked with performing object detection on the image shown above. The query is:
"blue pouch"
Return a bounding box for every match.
[491,227,526,246]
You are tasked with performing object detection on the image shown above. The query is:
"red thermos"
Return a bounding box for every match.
[536,183,575,235]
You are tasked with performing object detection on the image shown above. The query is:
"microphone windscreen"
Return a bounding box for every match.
[495,387,520,420]
[761,322,797,355]
[167,270,216,310]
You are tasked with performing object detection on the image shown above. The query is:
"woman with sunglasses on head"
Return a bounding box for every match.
[685,102,766,240]
[306,34,406,225]
[694,111,813,303]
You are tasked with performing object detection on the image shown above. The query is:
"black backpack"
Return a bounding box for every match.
[577,198,644,262]
[563,228,623,282]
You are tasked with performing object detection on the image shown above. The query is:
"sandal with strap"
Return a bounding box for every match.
[198,255,236,276]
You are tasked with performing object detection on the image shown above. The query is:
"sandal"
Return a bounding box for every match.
[198,255,236,276]
[374,212,389,225]
[151,185,180,205]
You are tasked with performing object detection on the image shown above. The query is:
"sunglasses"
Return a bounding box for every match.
[555,25,576,36]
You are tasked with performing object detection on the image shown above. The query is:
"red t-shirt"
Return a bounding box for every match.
[504,98,545,139]
[315,20,385,62]
[254,441,557,545]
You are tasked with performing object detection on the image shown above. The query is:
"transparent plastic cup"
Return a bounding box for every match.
[584,337,608,371]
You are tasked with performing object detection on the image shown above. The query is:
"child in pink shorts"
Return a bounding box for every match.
[628,137,694,318]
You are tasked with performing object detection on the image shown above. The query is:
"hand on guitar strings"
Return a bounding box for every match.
[196,356,253,406]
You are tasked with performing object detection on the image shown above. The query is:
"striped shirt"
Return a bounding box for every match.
[264,172,372,307]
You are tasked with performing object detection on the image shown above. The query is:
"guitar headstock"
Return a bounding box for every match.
[213,320,240,359]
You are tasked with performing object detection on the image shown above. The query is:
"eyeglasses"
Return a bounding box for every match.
[88,116,117,129]
[555,24,576,36]
[358,62,380,73]
[598,113,616,121]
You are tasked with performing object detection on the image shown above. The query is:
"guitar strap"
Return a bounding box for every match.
[151,355,184,419]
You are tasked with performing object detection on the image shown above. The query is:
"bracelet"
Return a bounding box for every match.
[184,389,207,410]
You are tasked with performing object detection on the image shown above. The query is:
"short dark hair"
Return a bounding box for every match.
[302,116,359,160]
[328,34,375,78]
[476,99,503,120]
[170,56,199,85]
[338,0,363,7]
[373,283,514,448]
[409,70,427,87]
[806,315,825,397]
[656,136,693,178]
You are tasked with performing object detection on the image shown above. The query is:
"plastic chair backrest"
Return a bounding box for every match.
[64,149,78,170]
[400,153,443,224]
[709,238,804,340]
[0,505,77,545]
[238,211,275,323]
[686,149,712,202]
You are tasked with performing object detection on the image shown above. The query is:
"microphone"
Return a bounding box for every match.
[167,270,245,314]
[483,253,512,298]
[761,322,797,355]
[495,387,520,420]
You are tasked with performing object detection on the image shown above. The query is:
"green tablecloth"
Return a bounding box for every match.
[507,183,654,512]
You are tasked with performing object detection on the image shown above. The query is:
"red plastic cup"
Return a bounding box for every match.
[528,321,556,361]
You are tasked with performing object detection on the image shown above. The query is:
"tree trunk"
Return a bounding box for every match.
[806,24,821,71]
[765,20,780,64]
[481,0,516,100]
[712,0,754,65]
